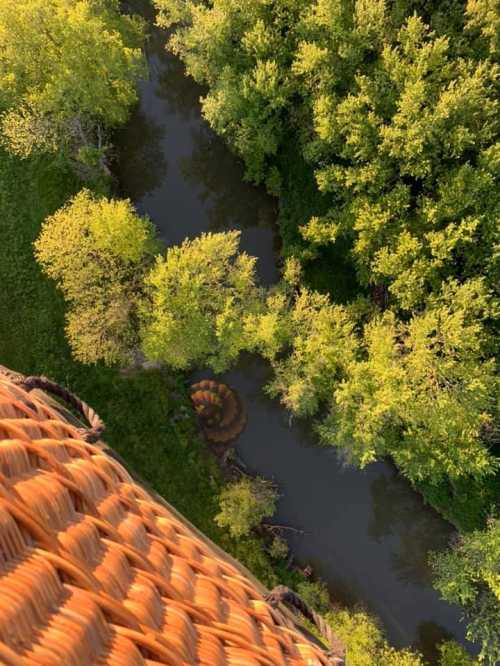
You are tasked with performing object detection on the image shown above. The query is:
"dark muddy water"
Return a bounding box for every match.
[115,2,471,661]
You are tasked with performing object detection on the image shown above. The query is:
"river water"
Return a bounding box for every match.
[115,2,472,661]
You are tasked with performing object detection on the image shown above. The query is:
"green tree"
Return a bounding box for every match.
[246,282,359,417]
[269,535,288,560]
[465,0,500,58]
[35,189,157,364]
[298,12,499,309]
[320,279,497,483]
[154,0,302,186]
[296,579,330,614]
[438,641,480,666]
[140,231,262,372]
[325,606,425,666]
[0,0,145,162]
[431,517,500,665]
[158,0,499,311]
[215,477,277,538]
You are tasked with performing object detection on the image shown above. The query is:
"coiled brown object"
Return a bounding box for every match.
[190,379,246,445]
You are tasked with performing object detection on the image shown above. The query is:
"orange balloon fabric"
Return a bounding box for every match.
[0,368,335,666]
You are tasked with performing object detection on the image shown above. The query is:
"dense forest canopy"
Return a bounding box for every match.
[154,0,499,312]
[151,0,499,489]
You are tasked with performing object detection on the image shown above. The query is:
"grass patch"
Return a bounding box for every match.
[0,149,279,585]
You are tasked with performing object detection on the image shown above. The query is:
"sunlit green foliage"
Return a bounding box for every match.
[0,0,145,159]
[255,286,358,417]
[154,0,302,187]
[321,279,498,483]
[297,10,499,310]
[35,189,157,364]
[325,606,425,665]
[141,231,262,372]
[248,271,497,484]
[156,0,499,312]
[155,0,500,502]
[431,517,500,665]
[215,477,277,538]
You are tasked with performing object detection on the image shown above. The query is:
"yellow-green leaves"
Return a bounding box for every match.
[35,189,156,365]
[466,0,500,57]
[140,231,262,372]
[155,0,298,184]
[431,517,500,664]
[215,477,277,538]
[0,0,145,158]
[262,288,358,417]
[325,607,425,666]
[325,280,498,483]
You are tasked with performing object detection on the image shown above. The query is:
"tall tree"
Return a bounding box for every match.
[297,11,499,309]
[215,477,278,538]
[431,517,500,665]
[320,279,498,483]
[140,231,262,372]
[249,285,359,417]
[0,0,145,162]
[35,189,157,364]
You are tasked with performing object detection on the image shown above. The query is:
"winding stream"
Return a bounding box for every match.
[115,2,472,661]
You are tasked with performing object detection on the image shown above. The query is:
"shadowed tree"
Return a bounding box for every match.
[431,517,500,665]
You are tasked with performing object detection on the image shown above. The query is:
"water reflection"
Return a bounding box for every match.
[180,127,278,232]
[114,105,167,201]
[415,621,455,664]
[155,44,204,120]
[369,472,455,586]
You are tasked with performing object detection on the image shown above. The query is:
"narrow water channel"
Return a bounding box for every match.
[115,2,472,661]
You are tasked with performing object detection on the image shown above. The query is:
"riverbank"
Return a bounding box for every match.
[111,1,480,658]
[276,142,500,535]
[0,148,282,587]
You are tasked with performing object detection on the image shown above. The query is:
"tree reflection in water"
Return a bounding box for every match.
[155,41,205,121]
[114,105,168,202]
[369,469,455,586]
[180,126,277,232]
[415,621,456,664]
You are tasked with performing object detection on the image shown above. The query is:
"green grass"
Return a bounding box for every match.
[0,149,280,586]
